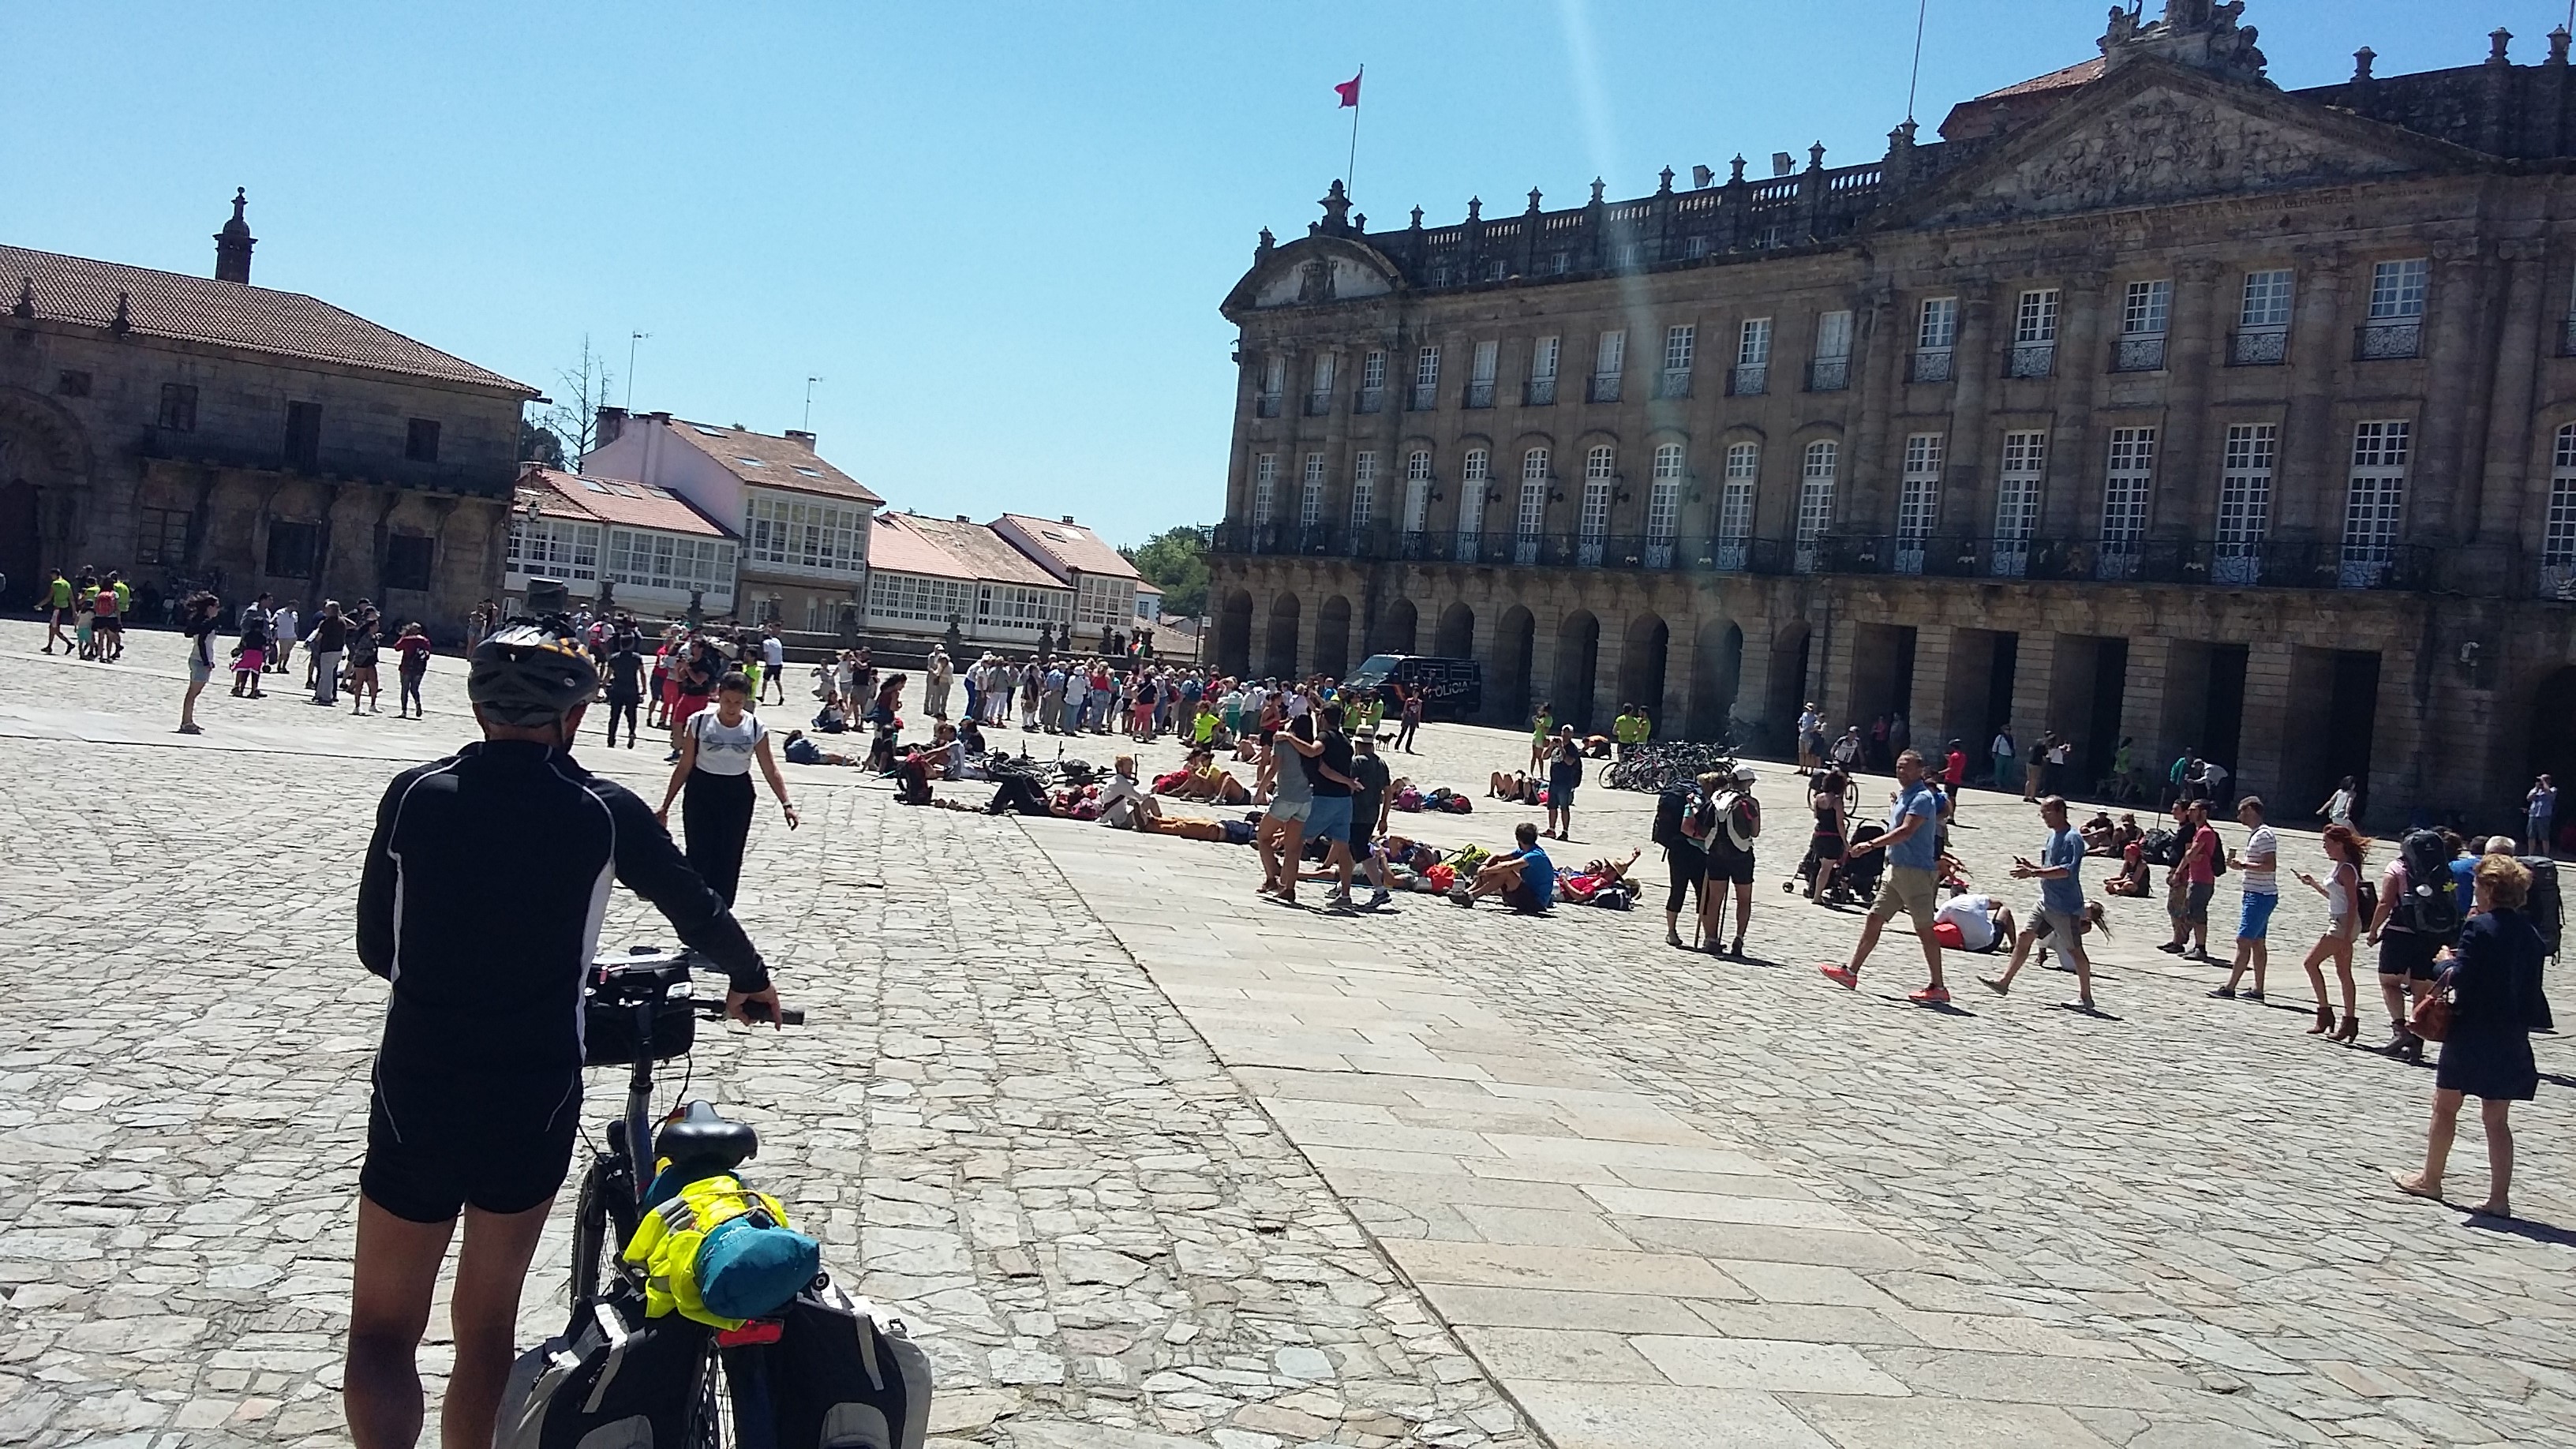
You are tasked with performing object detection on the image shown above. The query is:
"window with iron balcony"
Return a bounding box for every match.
[2356,258,2426,361]
[2230,268,2292,365]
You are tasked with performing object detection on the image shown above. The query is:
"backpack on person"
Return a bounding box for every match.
[2519,856,2563,959]
[1651,785,1696,851]
[2396,830,2460,937]
[1710,789,1760,852]
[2140,828,2180,867]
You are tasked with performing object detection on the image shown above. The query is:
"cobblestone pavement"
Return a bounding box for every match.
[3,622,2570,1448]
[0,623,1532,1449]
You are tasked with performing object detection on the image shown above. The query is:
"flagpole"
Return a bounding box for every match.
[1346,65,1364,204]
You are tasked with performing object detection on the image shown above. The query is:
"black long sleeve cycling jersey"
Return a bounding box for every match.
[357,739,769,1080]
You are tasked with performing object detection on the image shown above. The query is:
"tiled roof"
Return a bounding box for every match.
[1974,57,2104,100]
[658,418,883,504]
[0,243,532,392]
[993,513,1140,581]
[519,466,732,537]
[903,515,1066,589]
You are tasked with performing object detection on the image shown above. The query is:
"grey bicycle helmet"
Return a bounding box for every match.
[468,616,599,725]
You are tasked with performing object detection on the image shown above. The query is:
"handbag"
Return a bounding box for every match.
[2409,965,2455,1043]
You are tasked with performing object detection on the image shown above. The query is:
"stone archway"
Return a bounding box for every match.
[0,387,98,591]
[1316,594,1353,679]
[2530,666,2576,853]
[1264,593,1302,678]
[1552,608,1601,732]
[1765,620,1812,747]
[1687,618,1744,741]
[1372,597,1418,656]
[1617,613,1669,727]
[1215,589,1252,675]
[1494,605,1535,725]
[1435,601,1474,659]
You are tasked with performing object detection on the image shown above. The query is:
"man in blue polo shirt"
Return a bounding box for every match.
[1822,748,1952,1003]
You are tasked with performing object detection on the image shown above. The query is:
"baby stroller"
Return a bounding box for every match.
[1796,822,1885,906]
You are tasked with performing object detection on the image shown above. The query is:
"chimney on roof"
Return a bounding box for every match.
[1061,515,1076,525]
[956,514,970,523]
[784,429,816,448]
[595,405,627,448]
[214,188,256,285]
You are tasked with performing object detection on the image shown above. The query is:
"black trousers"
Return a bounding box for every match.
[682,769,754,908]
[605,697,639,744]
[1666,849,1705,915]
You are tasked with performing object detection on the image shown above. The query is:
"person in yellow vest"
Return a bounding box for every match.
[1613,703,1651,762]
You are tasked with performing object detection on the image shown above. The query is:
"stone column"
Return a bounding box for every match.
[2467,238,2546,558]
[2008,630,2059,751]
[1845,283,1904,530]
[2412,241,2488,550]
[1944,287,1998,544]
[2277,246,2352,537]
[1904,622,1953,751]
[1734,615,1778,750]
[2235,639,2300,807]
[2050,271,2110,541]
[2159,259,2225,541]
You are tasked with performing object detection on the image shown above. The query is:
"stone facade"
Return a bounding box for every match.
[0,200,532,631]
[1206,2,2576,829]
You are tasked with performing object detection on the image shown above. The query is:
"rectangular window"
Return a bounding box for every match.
[1415,346,1440,387]
[2214,422,2276,584]
[2241,269,2293,329]
[2340,419,2411,586]
[1252,453,1277,527]
[1262,355,1286,395]
[1351,450,1377,531]
[1992,430,2045,577]
[1457,448,1489,554]
[1402,449,1432,534]
[1578,444,1614,563]
[744,494,866,575]
[2099,427,2155,578]
[507,518,602,581]
[1918,297,1958,350]
[1532,335,1560,380]
[1814,310,1852,359]
[158,383,198,432]
[2368,259,2428,319]
[405,417,441,463]
[1300,452,1326,529]
[1646,444,1683,564]
[137,507,190,566]
[2547,426,2576,594]
[384,534,436,592]
[1361,350,1386,390]
[284,401,322,467]
[2016,289,2061,344]
[1595,328,1625,376]
[1307,354,1336,414]
[1468,339,1499,406]
[1664,324,1695,373]
[2122,280,2171,336]
[1515,447,1549,563]
[1894,433,1943,574]
[1794,441,1837,573]
[1717,442,1758,571]
[1736,318,1772,365]
[56,369,92,398]
[266,520,320,578]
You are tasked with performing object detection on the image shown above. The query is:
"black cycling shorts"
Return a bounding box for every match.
[362,1068,581,1223]
[2377,930,2441,982]
[1706,842,1756,886]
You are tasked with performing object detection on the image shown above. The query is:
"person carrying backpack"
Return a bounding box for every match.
[1702,763,1763,958]
[1655,772,1712,948]
[2369,826,2462,1061]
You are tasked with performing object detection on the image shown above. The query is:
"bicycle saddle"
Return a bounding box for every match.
[657,1101,758,1170]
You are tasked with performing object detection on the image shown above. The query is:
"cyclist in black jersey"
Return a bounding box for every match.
[343,617,785,1449]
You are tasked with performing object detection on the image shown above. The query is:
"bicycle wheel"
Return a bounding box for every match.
[1844,778,1861,816]
[691,1345,736,1449]
[568,1165,609,1308]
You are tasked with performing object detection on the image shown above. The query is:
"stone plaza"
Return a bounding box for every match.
[1,621,2570,1448]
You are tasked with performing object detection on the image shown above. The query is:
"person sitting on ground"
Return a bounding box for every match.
[1454,821,1556,912]
[2103,831,2153,896]
[1166,747,1252,805]
[1933,892,2018,956]
[2081,811,2118,855]
[812,697,849,733]
[1488,769,1539,804]
[1094,755,1163,829]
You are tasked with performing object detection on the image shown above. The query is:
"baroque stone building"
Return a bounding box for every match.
[1,193,535,628]
[1206,1,2576,825]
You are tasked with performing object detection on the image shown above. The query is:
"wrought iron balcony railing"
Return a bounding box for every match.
[2228,328,2287,366]
[2356,320,2422,361]
[1908,349,1954,384]
[2112,335,2166,373]
[1807,358,1851,391]
[2005,343,2056,379]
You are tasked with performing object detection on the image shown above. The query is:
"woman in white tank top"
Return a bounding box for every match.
[657,668,798,908]
[2292,824,2370,1042]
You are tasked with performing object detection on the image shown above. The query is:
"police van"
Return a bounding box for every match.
[1347,654,1484,719]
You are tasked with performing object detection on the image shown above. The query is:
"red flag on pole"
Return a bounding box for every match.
[1335,71,1362,107]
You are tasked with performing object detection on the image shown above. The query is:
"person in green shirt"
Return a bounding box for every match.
[1612,704,1650,760]
[43,568,73,654]
[1529,704,1555,771]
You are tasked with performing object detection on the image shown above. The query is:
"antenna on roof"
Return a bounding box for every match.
[804,375,822,431]
[626,331,651,410]
[1905,0,1930,124]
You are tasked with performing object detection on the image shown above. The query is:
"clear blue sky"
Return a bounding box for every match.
[5,2,2556,546]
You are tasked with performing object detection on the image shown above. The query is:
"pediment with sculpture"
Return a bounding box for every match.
[1905,61,2481,229]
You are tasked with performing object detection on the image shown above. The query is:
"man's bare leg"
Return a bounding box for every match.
[345,1197,454,1449]
[443,1200,553,1449]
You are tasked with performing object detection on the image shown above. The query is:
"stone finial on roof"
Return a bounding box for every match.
[1728,154,1747,184]
[2490,28,2513,64]
[1466,196,1481,221]
[214,187,256,285]
[10,277,31,319]
[2353,46,2375,81]
[2552,26,2570,66]
[110,291,131,334]
[1319,179,1352,232]
[1657,166,1675,193]
[1808,141,1827,170]
[1589,177,1605,204]
[1526,187,1543,212]
[1410,205,1425,228]
[1256,227,1275,258]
